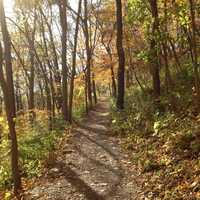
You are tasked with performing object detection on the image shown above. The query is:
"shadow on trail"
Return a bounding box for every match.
[75,144,123,177]
[75,122,108,136]
[75,129,119,161]
[25,99,136,200]
[55,161,105,200]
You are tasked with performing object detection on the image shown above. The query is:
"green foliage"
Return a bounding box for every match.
[73,103,85,119]
[136,50,149,63]
[0,114,68,189]
[19,130,60,177]
[175,2,190,28]
[73,87,86,119]
[127,0,150,26]
[111,86,155,137]
[0,164,12,189]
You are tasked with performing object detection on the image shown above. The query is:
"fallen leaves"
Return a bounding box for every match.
[112,95,200,199]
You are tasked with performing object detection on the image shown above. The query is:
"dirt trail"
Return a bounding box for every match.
[25,99,141,200]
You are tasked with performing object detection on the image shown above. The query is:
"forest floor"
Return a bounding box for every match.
[24,98,142,200]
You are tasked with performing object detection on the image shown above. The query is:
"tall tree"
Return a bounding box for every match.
[83,0,93,109]
[115,0,125,109]
[69,0,82,122]
[0,0,21,193]
[188,0,200,101]
[149,0,161,97]
[59,0,69,121]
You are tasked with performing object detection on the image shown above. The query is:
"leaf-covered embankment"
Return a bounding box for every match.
[111,84,200,199]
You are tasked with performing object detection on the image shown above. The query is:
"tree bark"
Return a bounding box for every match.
[149,0,161,97]
[69,0,82,123]
[84,0,93,109]
[59,0,69,121]
[188,0,200,100]
[0,0,21,193]
[115,0,125,109]
[92,73,97,104]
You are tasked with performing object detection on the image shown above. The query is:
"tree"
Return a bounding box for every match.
[69,0,82,122]
[149,0,161,97]
[115,0,125,109]
[59,0,69,121]
[188,0,200,102]
[83,0,93,109]
[0,0,21,193]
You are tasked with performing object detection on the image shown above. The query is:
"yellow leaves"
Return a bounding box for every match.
[153,121,161,134]
[0,117,4,122]
[4,191,11,200]
[0,116,8,133]
[160,155,171,166]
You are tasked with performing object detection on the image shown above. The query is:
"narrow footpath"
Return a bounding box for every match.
[25,99,141,200]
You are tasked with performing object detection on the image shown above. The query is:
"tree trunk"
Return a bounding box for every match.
[92,73,97,104]
[107,49,117,98]
[84,0,93,109]
[0,0,21,193]
[28,40,35,122]
[110,65,117,98]
[163,0,172,92]
[59,0,69,121]
[39,81,45,110]
[39,7,62,111]
[69,0,82,123]
[0,96,3,114]
[115,0,125,109]
[84,73,89,114]
[188,0,200,100]
[168,38,182,73]
[149,0,161,97]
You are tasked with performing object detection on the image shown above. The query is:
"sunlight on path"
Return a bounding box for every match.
[25,100,140,200]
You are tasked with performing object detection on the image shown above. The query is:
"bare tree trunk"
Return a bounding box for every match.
[115,0,125,109]
[59,0,69,121]
[28,40,35,121]
[69,0,82,123]
[84,0,93,109]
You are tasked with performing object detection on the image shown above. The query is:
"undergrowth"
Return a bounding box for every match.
[0,111,69,191]
[111,71,200,199]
